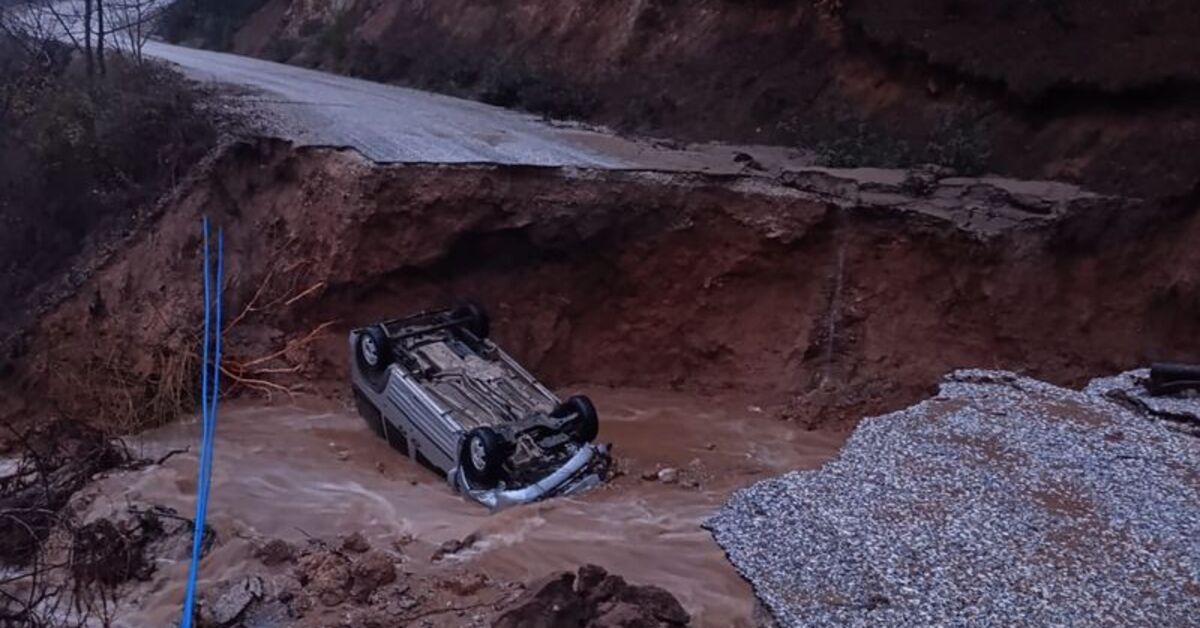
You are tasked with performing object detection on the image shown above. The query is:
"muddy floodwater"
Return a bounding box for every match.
[94,387,846,626]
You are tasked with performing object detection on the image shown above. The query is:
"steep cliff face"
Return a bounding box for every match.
[209,0,1200,200]
[844,1,1200,95]
[16,140,1200,433]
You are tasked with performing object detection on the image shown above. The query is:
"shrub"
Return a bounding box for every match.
[0,38,217,333]
[806,113,992,175]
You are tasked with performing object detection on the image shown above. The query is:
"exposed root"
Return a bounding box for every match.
[0,421,204,627]
[220,320,337,400]
[223,241,325,335]
[211,241,333,400]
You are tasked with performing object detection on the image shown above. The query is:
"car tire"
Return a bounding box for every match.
[356,326,392,391]
[460,427,506,488]
[452,302,490,340]
[554,395,600,443]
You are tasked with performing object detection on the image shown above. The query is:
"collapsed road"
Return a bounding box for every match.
[142,39,802,173]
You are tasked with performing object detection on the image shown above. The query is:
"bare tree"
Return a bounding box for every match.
[84,0,93,76]
[2,0,170,74]
[0,2,63,65]
[106,0,166,62]
[96,0,105,75]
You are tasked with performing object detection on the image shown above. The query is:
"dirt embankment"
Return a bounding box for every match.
[191,0,1200,200]
[195,536,690,627]
[11,138,1200,434]
[0,45,219,369]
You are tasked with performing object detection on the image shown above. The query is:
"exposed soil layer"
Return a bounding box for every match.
[205,0,1200,199]
[12,139,1200,434]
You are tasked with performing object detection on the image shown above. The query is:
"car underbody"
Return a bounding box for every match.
[349,303,611,508]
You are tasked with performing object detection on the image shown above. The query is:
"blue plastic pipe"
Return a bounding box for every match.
[181,218,223,627]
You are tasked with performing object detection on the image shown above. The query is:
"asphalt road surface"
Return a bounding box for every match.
[144,40,802,171]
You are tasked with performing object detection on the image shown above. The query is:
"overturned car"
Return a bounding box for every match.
[350,304,610,508]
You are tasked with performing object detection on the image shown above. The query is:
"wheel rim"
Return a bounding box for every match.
[361,336,378,366]
[469,437,487,471]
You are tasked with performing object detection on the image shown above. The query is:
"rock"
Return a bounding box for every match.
[350,551,397,602]
[201,576,263,627]
[254,539,296,566]
[341,531,371,553]
[576,565,689,626]
[432,532,479,562]
[732,152,765,172]
[656,468,678,484]
[442,571,491,597]
[296,552,351,607]
[617,584,691,625]
[640,469,660,481]
[493,572,585,628]
[494,565,690,627]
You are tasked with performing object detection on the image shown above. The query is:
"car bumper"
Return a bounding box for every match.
[451,443,611,510]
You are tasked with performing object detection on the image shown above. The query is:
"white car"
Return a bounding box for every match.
[349,303,610,508]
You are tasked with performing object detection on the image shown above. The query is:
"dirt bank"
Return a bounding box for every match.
[11,138,1200,435]
[179,0,1200,200]
[0,46,221,372]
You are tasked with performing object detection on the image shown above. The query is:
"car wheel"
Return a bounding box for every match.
[554,395,599,443]
[459,427,506,488]
[356,326,392,391]
[452,302,490,340]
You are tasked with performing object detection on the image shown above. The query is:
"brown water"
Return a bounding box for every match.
[98,387,845,627]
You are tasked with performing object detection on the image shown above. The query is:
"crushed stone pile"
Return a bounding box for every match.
[707,369,1200,627]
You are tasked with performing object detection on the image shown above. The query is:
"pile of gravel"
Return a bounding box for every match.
[707,369,1200,627]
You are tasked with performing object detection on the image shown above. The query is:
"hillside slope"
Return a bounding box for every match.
[167,0,1200,201]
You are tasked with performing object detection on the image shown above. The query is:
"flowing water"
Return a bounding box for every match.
[96,387,846,626]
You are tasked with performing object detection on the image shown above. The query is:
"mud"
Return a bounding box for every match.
[81,388,842,626]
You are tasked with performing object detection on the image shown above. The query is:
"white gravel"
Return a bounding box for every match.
[707,369,1200,627]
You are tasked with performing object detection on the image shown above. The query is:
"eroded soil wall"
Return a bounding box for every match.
[15,141,1200,431]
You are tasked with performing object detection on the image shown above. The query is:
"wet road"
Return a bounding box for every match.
[98,388,845,627]
[141,40,805,171]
